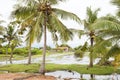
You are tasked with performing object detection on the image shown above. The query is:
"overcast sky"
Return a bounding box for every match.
[0,0,117,48]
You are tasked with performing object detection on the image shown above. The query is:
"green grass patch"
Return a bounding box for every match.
[0,64,117,75]
[0,64,39,73]
[46,64,69,71]
[68,65,114,75]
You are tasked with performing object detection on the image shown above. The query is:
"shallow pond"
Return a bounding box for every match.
[46,70,120,80]
[0,52,100,65]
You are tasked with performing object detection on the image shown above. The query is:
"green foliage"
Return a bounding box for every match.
[0,47,42,56]
[46,64,68,72]
[116,68,120,74]
[74,50,84,58]
[74,42,89,58]
[0,64,116,75]
[31,48,42,55]
[0,64,39,73]
[68,65,114,75]
[107,44,120,57]
[13,48,28,56]
[74,45,82,50]
[0,47,11,54]
[59,44,71,48]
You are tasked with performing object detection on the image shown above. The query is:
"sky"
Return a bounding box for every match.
[0,0,117,48]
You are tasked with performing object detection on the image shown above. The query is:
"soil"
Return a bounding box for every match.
[0,73,56,80]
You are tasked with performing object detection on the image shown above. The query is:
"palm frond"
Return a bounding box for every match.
[53,8,81,24]
[80,42,88,51]
[11,4,36,19]
[84,7,100,31]
[17,0,37,5]
[17,0,67,5]
[106,44,120,57]
[48,0,67,5]
[26,12,44,44]
[35,12,44,42]
[111,0,120,6]
[51,31,58,43]
[93,38,111,55]
[90,19,120,31]
[0,26,5,35]
[69,28,84,38]
[26,27,36,46]
[49,13,73,42]
[98,30,120,38]
[86,7,100,24]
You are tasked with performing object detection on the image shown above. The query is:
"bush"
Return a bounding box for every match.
[74,50,84,58]
[0,47,43,56]
[31,48,42,55]
[0,47,11,54]
[13,48,28,56]
[12,48,42,56]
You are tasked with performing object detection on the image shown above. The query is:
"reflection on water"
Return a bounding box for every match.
[46,70,120,80]
[0,53,100,65]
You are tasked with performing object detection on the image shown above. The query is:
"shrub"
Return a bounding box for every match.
[0,47,11,54]
[74,50,84,58]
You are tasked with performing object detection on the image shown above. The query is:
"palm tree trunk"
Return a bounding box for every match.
[6,41,10,64]
[28,43,32,64]
[89,31,94,67]
[89,37,94,67]
[9,48,13,64]
[39,12,47,75]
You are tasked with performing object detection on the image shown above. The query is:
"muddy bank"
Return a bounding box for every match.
[0,73,56,80]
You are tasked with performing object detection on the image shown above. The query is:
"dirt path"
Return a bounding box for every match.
[0,73,56,80]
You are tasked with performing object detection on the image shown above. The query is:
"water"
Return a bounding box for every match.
[0,53,100,65]
[46,70,120,80]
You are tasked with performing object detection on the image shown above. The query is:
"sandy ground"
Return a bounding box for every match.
[0,73,56,80]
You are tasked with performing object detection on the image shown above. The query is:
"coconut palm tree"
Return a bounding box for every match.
[4,25,14,59]
[12,0,81,74]
[83,7,100,67]
[9,34,22,64]
[90,15,120,65]
[4,21,20,64]
[25,27,36,64]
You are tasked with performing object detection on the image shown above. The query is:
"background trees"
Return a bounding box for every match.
[3,21,22,64]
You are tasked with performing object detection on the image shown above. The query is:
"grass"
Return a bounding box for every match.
[68,64,114,75]
[0,63,118,75]
[0,64,39,73]
[0,54,26,61]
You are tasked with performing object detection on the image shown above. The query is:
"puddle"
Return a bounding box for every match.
[46,70,120,80]
[0,53,101,65]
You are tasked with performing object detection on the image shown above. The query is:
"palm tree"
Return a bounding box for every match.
[12,0,81,74]
[9,34,22,64]
[83,7,100,67]
[25,27,36,64]
[4,25,14,62]
[4,21,20,64]
[90,15,120,65]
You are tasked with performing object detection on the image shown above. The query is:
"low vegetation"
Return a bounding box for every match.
[0,63,119,75]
